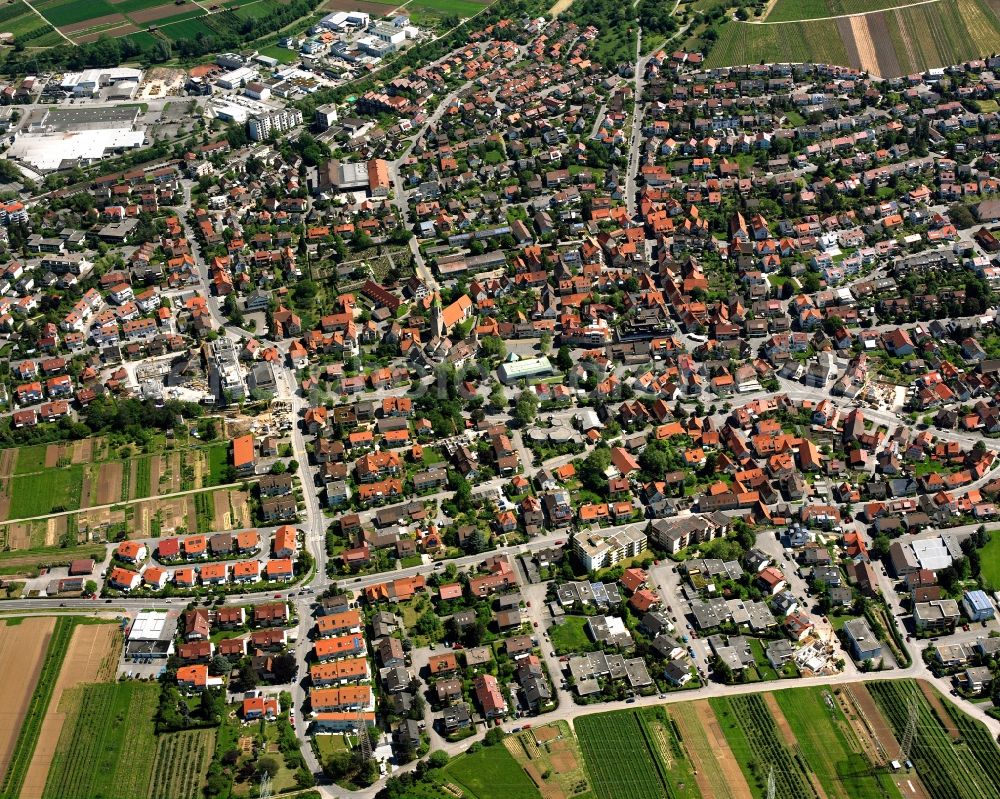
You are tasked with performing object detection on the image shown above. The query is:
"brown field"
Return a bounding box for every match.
[96,462,123,506]
[0,617,57,784]
[322,0,397,14]
[674,700,753,799]
[59,12,127,33]
[129,3,200,22]
[20,623,121,799]
[866,12,901,80]
[836,16,860,68]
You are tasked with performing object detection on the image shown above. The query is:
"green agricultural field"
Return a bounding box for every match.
[709,0,1000,75]
[576,709,674,799]
[14,445,47,474]
[154,12,214,38]
[8,466,83,520]
[710,694,818,799]
[867,680,1000,799]
[549,616,595,655]
[442,744,540,799]
[134,456,152,499]
[765,0,932,21]
[113,0,179,13]
[149,728,216,799]
[33,0,118,27]
[409,0,489,17]
[773,687,902,799]
[42,681,159,799]
[704,18,849,70]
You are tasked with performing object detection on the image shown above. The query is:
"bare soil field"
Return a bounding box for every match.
[96,462,123,506]
[836,16,861,66]
[866,12,901,78]
[20,623,121,799]
[0,617,57,783]
[59,12,126,33]
[674,700,753,799]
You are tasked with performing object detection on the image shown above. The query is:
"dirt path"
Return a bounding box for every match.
[917,679,960,740]
[0,617,56,782]
[763,694,829,799]
[673,700,753,799]
[20,623,120,799]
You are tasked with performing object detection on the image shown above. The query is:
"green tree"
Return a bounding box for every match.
[258,756,280,778]
[513,390,539,425]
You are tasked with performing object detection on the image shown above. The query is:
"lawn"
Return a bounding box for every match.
[979,533,1000,586]
[773,687,902,799]
[8,466,83,519]
[443,743,540,799]
[548,616,594,655]
[258,44,300,63]
[42,681,159,799]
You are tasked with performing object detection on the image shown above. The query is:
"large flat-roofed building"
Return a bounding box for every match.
[497,356,553,385]
[126,610,176,659]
